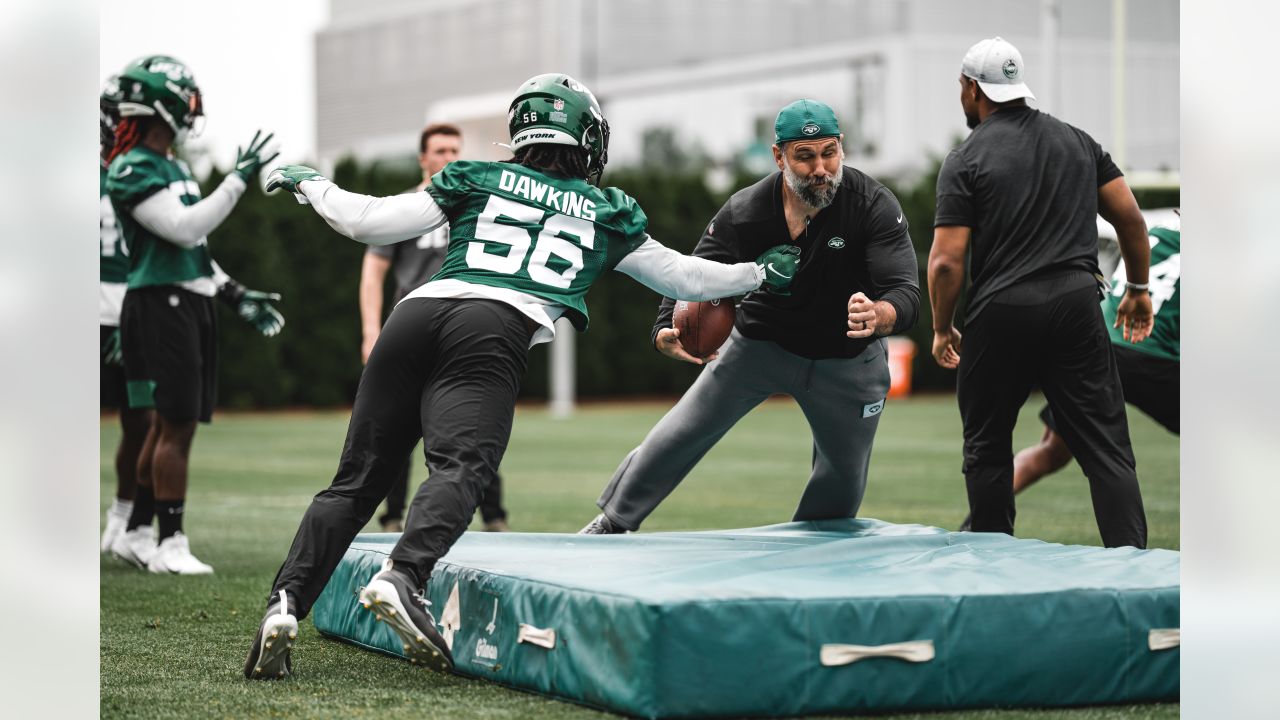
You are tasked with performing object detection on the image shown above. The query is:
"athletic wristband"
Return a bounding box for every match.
[1125,281,1150,292]
[217,278,247,306]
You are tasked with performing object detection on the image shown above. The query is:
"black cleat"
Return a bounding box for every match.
[359,560,454,674]
[578,513,627,535]
[245,590,299,679]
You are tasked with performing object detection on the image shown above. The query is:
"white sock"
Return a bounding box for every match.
[109,498,135,519]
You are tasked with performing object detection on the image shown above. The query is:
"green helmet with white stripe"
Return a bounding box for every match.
[116,55,204,144]
[507,73,610,180]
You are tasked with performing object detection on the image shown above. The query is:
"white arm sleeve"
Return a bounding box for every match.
[130,174,247,248]
[210,259,230,288]
[298,178,447,246]
[614,237,764,300]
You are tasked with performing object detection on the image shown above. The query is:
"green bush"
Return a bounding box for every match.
[204,154,1177,408]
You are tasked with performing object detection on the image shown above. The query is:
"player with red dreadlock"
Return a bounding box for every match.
[103,55,286,573]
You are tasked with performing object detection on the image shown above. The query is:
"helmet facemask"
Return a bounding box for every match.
[100,75,122,159]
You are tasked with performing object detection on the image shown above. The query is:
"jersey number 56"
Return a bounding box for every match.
[468,194,595,289]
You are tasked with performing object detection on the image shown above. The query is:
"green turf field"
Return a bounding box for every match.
[100,394,1179,719]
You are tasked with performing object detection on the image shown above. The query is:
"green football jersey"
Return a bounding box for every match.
[100,165,129,284]
[427,161,650,330]
[106,146,214,289]
[1103,226,1179,361]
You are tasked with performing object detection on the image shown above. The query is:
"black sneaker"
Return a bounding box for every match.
[359,560,454,674]
[244,589,299,679]
[578,513,626,535]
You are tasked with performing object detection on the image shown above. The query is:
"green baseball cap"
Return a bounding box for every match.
[774,99,841,144]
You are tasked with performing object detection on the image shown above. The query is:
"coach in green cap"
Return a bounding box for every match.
[581,99,921,535]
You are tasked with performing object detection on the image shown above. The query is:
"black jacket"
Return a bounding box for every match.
[652,167,920,359]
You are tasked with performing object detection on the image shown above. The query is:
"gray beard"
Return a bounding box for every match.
[783,161,842,210]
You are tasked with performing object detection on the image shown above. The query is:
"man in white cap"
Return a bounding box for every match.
[927,36,1156,548]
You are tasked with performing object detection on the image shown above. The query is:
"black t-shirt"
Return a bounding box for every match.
[934,106,1122,323]
[367,186,450,304]
[651,168,920,360]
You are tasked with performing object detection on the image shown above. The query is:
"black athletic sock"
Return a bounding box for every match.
[126,485,155,531]
[156,500,185,540]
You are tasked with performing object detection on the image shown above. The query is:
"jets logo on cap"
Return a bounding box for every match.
[801,122,821,135]
[1002,59,1019,79]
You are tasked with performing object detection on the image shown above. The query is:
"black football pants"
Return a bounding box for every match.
[957,279,1147,549]
[269,298,532,619]
[380,453,507,526]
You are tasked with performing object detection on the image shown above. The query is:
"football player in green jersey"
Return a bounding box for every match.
[960,211,1180,531]
[104,55,285,575]
[357,123,510,534]
[100,74,154,554]
[245,73,800,679]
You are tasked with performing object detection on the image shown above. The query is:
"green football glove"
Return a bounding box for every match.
[234,130,280,182]
[237,289,285,338]
[755,244,802,295]
[265,164,325,195]
[101,327,123,367]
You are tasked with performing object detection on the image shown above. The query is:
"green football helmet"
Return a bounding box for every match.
[100,74,123,156]
[508,73,609,179]
[116,55,204,144]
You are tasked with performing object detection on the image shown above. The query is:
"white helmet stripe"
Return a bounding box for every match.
[510,127,579,151]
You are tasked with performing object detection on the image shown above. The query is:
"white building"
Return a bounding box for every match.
[315,0,1178,181]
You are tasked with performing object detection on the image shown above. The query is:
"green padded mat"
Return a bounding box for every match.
[312,519,1179,718]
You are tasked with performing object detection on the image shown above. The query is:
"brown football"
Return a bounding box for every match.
[673,298,735,359]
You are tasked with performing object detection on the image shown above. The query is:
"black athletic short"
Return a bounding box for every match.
[1041,344,1179,435]
[120,286,218,423]
[100,324,127,409]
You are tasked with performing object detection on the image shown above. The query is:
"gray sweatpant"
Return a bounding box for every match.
[597,329,892,530]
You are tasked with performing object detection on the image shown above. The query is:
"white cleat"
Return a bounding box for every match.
[111,525,157,569]
[245,590,298,680]
[147,532,214,575]
[101,508,129,554]
[358,560,454,673]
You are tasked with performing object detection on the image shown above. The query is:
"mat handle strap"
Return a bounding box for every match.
[820,640,935,666]
[1148,628,1180,651]
[518,623,557,650]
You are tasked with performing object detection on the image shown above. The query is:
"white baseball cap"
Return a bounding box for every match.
[961,36,1035,103]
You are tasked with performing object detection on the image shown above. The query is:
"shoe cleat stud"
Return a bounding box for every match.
[277,670,284,678]
[254,666,262,674]
[270,631,279,639]
[288,631,297,639]
[265,642,273,650]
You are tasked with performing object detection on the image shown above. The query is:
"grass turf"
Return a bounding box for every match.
[101,394,1178,719]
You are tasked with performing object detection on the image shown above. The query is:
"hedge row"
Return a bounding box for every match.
[205,157,1176,408]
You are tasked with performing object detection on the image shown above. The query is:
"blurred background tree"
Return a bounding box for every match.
[203,140,1176,409]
